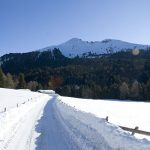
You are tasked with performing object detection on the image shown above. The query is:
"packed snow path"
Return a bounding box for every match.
[1,95,112,150]
[34,95,80,150]
[0,95,78,150]
[35,96,112,150]
[1,94,150,150]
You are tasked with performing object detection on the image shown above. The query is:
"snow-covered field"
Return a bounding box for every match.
[0,88,51,150]
[60,96,150,140]
[1,88,150,150]
[0,88,46,112]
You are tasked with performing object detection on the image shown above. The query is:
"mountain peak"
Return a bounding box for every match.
[67,38,83,43]
[101,39,113,43]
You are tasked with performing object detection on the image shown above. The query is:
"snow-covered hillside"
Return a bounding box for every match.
[1,88,150,150]
[40,38,149,57]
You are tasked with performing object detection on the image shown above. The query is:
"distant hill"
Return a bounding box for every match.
[0,48,69,73]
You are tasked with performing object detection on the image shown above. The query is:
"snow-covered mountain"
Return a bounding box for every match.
[39,38,150,57]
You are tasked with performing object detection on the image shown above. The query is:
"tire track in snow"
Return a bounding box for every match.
[34,95,80,150]
[55,99,113,150]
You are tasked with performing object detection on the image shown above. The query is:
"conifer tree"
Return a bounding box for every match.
[0,68,6,87]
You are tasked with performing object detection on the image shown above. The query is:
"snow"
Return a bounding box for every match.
[1,88,150,150]
[60,96,150,141]
[56,98,150,150]
[38,89,55,94]
[32,96,79,150]
[0,89,80,150]
[0,88,46,112]
[39,38,149,57]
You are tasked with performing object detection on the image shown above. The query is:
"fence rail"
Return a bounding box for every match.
[105,116,150,136]
[119,126,150,136]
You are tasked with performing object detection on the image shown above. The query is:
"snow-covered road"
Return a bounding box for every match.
[34,95,79,150]
[0,95,80,150]
[1,94,113,150]
[1,92,150,150]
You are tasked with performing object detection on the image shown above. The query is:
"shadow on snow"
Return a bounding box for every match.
[35,95,76,150]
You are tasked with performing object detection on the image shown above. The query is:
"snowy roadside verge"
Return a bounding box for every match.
[0,90,50,149]
[0,88,47,112]
[55,96,150,150]
[60,96,150,140]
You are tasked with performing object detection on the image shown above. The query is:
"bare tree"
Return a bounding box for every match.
[119,82,129,99]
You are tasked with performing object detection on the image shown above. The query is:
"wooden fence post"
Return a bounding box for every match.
[4,107,6,112]
[106,116,109,122]
[132,126,139,135]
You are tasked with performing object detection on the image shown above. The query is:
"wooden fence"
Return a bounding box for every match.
[105,116,150,136]
[0,96,40,113]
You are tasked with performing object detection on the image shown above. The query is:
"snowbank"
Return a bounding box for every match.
[58,96,150,149]
[0,88,50,149]
[0,88,46,112]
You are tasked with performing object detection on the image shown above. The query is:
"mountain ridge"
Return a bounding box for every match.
[39,38,150,57]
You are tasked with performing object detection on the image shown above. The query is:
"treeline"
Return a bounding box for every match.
[0,68,41,90]
[58,80,150,101]
[1,49,150,101]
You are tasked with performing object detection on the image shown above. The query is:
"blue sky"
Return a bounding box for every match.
[0,0,150,56]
